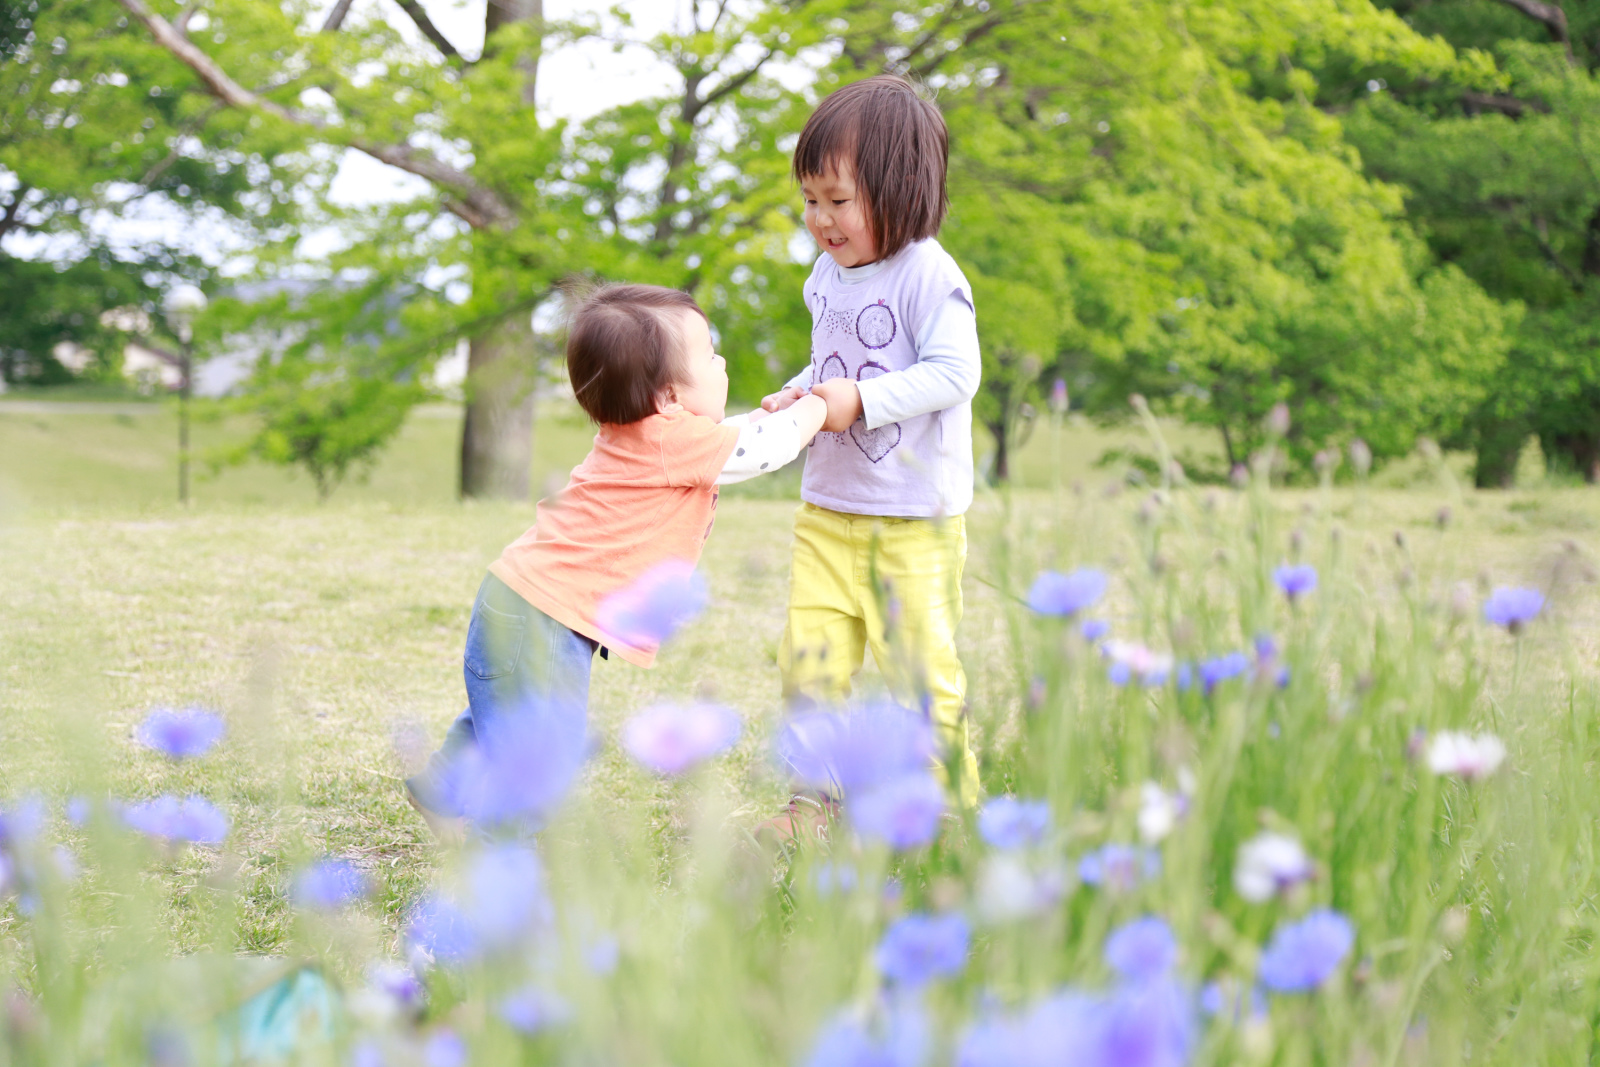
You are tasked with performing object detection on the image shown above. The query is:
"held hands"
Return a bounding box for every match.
[760,386,807,413]
[809,378,864,433]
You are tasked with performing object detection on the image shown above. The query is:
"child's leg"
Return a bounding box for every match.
[777,504,869,715]
[860,515,979,805]
[407,574,595,817]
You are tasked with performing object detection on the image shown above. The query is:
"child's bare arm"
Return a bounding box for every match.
[809,379,863,434]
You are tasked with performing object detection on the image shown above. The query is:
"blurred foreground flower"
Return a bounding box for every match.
[805,1001,929,1067]
[1273,564,1317,601]
[596,558,707,648]
[853,773,947,850]
[1105,641,1173,687]
[877,913,971,988]
[423,1030,467,1067]
[977,854,1066,922]
[1078,844,1160,892]
[1425,731,1506,781]
[1105,917,1178,982]
[1026,568,1107,617]
[136,706,225,759]
[122,795,229,845]
[1257,909,1354,992]
[1481,586,1543,633]
[498,986,571,1035]
[405,844,550,966]
[291,858,371,910]
[622,703,741,776]
[1080,618,1109,641]
[439,705,587,828]
[1200,979,1266,1023]
[978,797,1051,850]
[1138,783,1186,844]
[777,702,935,794]
[1234,832,1314,902]
[1198,652,1251,695]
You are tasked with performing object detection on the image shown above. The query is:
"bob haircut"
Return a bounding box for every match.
[565,283,706,425]
[792,74,949,262]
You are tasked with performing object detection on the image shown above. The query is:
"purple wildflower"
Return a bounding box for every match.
[462,844,549,942]
[1080,619,1110,642]
[404,894,477,966]
[498,987,570,1035]
[977,797,1051,850]
[776,702,935,793]
[805,1002,929,1067]
[1027,568,1108,617]
[1199,652,1251,694]
[1104,916,1178,982]
[423,1030,467,1067]
[621,703,741,776]
[0,798,45,848]
[1272,564,1318,601]
[439,703,587,828]
[1257,909,1354,992]
[1078,844,1160,892]
[122,795,229,845]
[366,964,423,1010]
[595,558,707,649]
[1482,586,1543,633]
[136,706,225,759]
[291,858,371,910]
[852,773,946,850]
[876,913,971,988]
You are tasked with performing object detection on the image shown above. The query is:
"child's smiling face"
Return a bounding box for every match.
[666,308,729,421]
[802,160,879,268]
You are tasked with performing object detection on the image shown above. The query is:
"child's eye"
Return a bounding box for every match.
[832,200,848,206]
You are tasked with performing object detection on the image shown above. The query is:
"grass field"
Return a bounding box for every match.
[2,399,1599,1064]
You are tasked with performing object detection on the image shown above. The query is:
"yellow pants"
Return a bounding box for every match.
[777,503,979,805]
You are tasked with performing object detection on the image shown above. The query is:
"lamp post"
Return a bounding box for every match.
[162,285,207,505]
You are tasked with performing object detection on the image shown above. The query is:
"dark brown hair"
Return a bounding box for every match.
[792,74,949,262]
[565,283,706,425]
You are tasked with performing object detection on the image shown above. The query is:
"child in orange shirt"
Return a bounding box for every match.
[406,284,830,840]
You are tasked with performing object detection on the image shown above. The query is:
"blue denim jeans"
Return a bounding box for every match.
[406,573,596,817]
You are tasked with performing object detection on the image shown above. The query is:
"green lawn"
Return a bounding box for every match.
[2,399,1598,1063]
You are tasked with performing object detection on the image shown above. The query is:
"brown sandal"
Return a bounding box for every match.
[755,793,840,847]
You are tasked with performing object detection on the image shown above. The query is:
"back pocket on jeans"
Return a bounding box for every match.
[464,601,527,680]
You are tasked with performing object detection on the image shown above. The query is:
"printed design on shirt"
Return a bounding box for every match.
[821,305,855,338]
[810,293,827,335]
[809,352,850,447]
[855,300,897,350]
[849,361,903,463]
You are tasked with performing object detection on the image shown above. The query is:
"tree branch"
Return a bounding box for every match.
[700,48,775,109]
[0,183,31,240]
[320,0,357,33]
[1491,0,1572,57]
[116,0,515,228]
[172,1,200,37]
[1461,90,1550,117]
[391,0,466,64]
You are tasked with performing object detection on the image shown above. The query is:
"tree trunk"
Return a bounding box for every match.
[460,312,536,500]
[987,418,1010,483]
[459,0,542,500]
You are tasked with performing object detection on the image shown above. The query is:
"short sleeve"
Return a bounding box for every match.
[660,412,741,488]
[900,240,975,344]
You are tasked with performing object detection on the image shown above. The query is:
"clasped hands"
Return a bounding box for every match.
[760,379,862,434]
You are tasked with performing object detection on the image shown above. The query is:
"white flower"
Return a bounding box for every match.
[976,855,1065,922]
[1426,731,1506,781]
[1138,782,1181,844]
[1234,831,1314,903]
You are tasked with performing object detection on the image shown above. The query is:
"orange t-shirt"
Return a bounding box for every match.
[488,409,739,668]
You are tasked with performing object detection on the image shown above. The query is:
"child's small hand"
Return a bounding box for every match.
[761,386,807,413]
[810,379,864,433]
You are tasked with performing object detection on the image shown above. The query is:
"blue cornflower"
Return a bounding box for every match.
[814,861,859,897]
[977,797,1051,850]
[65,797,92,827]
[1175,663,1194,692]
[585,934,620,975]
[122,795,229,845]
[0,797,45,848]
[956,991,1100,1067]
[1104,916,1178,982]
[1482,586,1544,633]
[777,701,935,793]
[405,894,477,966]
[852,772,946,850]
[1273,564,1318,601]
[595,558,707,649]
[1199,652,1251,694]
[1078,844,1160,892]
[876,913,971,988]
[423,1030,467,1067]
[1096,975,1196,1067]
[1027,568,1108,617]
[1108,661,1132,687]
[805,1001,929,1067]
[1257,909,1354,992]
[366,964,423,1010]
[136,706,225,759]
[497,986,570,1035]
[439,703,588,828]
[462,844,549,943]
[1081,619,1110,642]
[291,858,371,910]
[621,702,741,776]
